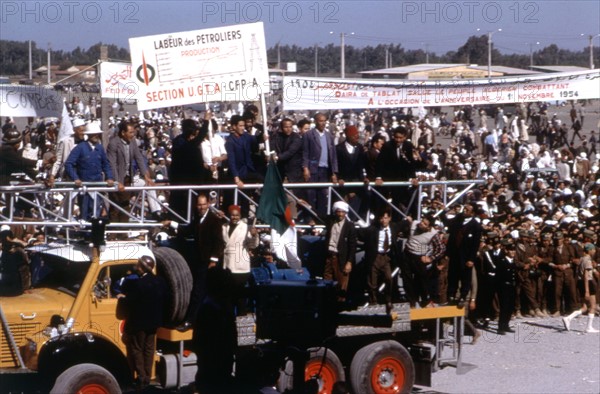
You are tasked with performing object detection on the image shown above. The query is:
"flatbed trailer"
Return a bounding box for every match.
[1,241,465,394]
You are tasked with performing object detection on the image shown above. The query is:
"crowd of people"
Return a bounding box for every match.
[1,99,599,338]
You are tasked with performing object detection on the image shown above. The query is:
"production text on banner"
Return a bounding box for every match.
[129,22,270,111]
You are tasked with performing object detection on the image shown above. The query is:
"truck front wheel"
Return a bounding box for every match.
[350,340,414,394]
[50,363,121,394]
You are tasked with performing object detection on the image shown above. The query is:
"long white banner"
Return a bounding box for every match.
[283,70,600,110]
[129,22,270,111]
[0,84,73,141]
[99,61,138,100]
[0,84,63,117]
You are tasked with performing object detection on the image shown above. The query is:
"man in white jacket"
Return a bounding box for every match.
[49,117,86,183]
[222,205,259,315]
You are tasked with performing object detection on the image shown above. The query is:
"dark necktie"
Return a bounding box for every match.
[384,228,389,252]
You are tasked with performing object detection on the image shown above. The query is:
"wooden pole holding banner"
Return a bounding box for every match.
[259,93,270,155]
[99,46,110,146]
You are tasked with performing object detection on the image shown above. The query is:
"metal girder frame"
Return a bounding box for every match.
[0,180,484,227]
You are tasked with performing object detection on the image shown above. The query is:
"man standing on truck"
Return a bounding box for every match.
[64,122,115,220]
[222,205,259,315]
[49,118,86,184]
[118,255,167,390]
[359,207,400,313]
[441,202,483,308]
[162,194,225,331]
[106,121,156,226]
[324,201,357,302]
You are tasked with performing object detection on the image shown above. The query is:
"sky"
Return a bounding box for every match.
[1,0,599,57]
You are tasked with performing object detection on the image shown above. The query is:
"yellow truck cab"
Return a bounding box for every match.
[0,242,191,393]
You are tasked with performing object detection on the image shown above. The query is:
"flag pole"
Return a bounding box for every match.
[259,92,271,155]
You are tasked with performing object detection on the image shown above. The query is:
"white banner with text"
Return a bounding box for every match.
[283,70,600,110]
[129,22,270,110]
[99,61,139,101]
[0,84,63,118]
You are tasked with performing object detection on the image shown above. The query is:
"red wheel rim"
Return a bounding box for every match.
[77,383,111,394]
[370,356,405,394]
[305,359,338,394]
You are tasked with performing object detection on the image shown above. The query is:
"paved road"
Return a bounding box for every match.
[428,315,600,394]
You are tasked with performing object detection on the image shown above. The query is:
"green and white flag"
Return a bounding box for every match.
[257,159,301,268]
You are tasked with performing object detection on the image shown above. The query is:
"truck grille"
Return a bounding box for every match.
[0,323,40,367]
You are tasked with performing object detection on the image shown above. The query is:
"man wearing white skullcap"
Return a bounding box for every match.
[324,200,356,301]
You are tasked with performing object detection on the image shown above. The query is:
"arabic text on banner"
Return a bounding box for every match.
[282,70,600,111]
[129,22,270,111]
[100,62,138,100]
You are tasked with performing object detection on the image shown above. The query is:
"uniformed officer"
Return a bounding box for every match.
[495,238,518,335]
[515,230,546,318]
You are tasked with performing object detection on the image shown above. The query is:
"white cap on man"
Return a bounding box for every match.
[84,122,103,135]
[333,201,349,213]
[72,118,86,128]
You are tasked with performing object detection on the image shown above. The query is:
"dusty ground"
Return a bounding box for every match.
[427,314,600,394]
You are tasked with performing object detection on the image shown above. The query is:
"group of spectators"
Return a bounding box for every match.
[1,99,599,339]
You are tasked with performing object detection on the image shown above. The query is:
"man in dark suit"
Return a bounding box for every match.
[495,238,517,334]
[225,114,265,216]
[442,202,483,308]
[119,255,167,390]
[169,119,209,219]
[107,121,155,225]
[359,207,400,313]
[366,134,385,181]
[324,201,357,301]
[163,194,224,330]
[271,118,303,183]
[336,125,369,217]
[302,113,338,216]
[375,126,421,216]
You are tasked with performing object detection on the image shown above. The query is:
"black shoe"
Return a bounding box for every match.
[498,327,515,334]
[456,298,466,309]
[176,321,193,332]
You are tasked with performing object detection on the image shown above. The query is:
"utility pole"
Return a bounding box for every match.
[47,43,51,85]
[528,42,540,68]
[590,35,594,69]
[340,33,345,78]
[385,47,389,68]
[277,42,281,69]
[478,28,502,80]
[330,31,354,78]
[28,40,32,80]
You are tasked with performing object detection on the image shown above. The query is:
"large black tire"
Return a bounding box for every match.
[154,247,193,327]
[50,363,120,394]
[350,340,415,394]
[278,347,345,394]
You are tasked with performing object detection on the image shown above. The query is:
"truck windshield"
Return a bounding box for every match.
[31,253,91,297]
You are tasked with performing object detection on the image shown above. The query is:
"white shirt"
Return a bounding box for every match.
[345,141,356,155]
[378,227,390,253]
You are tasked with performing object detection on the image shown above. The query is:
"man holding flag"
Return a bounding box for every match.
[256,159,301,269]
